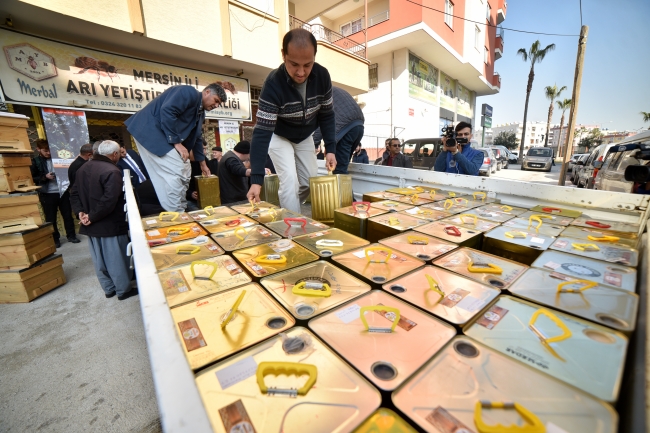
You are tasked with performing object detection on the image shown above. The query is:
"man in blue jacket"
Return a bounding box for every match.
[434,122,483,175]
[124,83,227,212]
[247,28,337,213]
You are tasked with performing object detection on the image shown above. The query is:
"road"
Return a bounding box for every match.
[489,163,576,187]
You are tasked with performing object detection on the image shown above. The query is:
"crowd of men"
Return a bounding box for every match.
[32,28,482,302]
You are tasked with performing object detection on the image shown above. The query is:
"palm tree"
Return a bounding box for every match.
[543,84,566,147]
[516,40,556,162]
[642,112,650,123]
[556,98,571,157]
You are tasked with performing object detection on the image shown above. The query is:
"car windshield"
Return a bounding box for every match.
[527,148,552,157]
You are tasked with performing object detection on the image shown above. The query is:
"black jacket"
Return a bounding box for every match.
[352,149,369,164]
[218,151,249,204]
[68,156,87,192]
[70,155,128,237]
[117,149,149,189]
[375,150,413,168]
[250,62,335,186]
[207,158,220,177]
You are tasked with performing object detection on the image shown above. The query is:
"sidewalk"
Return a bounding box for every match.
[0,236,161,433]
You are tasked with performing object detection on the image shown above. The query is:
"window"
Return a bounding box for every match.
[341,18,363,36]
[420,143,435,158]
[486,3,491,22]
[445,0,454,28]
[484,46,489,63]
[369,63,378,90]
[403,143,417,155]
[475,26,481,50]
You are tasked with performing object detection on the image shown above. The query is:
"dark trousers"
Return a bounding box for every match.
[333,125,364,175]
[40,191,76,241]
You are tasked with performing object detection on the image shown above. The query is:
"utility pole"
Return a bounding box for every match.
[559,25,588,186]
[364,0,368,59]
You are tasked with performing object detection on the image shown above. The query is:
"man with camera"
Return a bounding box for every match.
[434,122,483,175]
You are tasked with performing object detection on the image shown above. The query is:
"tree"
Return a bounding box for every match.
[577,128,603,153]
[543,84,566,147]
[516,40,556,163]
[493,131,518,150]
[642,111,650,127]
[556,98,571,157]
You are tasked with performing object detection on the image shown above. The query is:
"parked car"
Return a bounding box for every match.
[490,145,515,167]
[576,142,621,189]
[521,147,553,172]
[567,153,587,174]
[570,153,590,184]
[478,148,497,176]
[593,130,650,192]
[490,147,509,169]
[399,138,443,170]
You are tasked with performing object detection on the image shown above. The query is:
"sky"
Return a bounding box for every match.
[477,0,650,133]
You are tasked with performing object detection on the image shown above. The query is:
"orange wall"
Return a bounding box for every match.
[483,0,495,82]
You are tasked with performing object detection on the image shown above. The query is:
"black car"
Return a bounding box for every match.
[400,138,444,170]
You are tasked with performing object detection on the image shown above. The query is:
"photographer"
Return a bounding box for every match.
[434,122,483,175]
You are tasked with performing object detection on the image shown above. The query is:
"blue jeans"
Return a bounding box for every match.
[333,125,364,175]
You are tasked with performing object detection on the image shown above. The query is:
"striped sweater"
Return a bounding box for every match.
[250,62,336,186]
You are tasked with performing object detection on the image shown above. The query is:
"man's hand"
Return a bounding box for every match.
[245,168,251,177]
[174,143,189,162]
[191,191,198,200]
[264,168,272,175]
[45,172,55,180]
[199,160,210,177]
[325,153,337,172]
[247,184,262,203]
[79,212,91,226]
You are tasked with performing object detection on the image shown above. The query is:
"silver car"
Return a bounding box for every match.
[522,147,553,172]
[478,148,497,176]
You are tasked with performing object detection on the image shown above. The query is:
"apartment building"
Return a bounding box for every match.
[474,126,493,146]
[549,124,600,154]
[491,121,557,151]
[289,0,507,147]
[0,0,370,150]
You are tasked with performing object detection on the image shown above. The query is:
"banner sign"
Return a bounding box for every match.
[456,83,472,118]
[0,29,252,120]
[41,107,89,195]
[439,72,456,112]
[408,52,439,106]
[218,121,240,152]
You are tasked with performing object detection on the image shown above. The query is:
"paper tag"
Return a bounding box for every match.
[477,305,509,330]
[246,260,268,276]
[313,222,328,228]
[258,228,272,236]
[373,303,417,331]
[405,208,419,214]
[216,356,258,390]
[224,258,243,275]
[353,250,372,259]
[181,215,190,221]
[440,288,470,308]
[146,229,160,236]
[554,240,568,248]
[177,285,189,293]
[546,422,571,433]
[544,261,560,270]
[193,213,206,220]
[426,406,473,433]
[177,318,206,352]
[530,237,545,245]
[219,400,257,433]
[335,303,361,324]
[456,295,486,313]
[549,272,574,281]
[604,272,622,287]
[146,219,157,225]
[308,231,328,238]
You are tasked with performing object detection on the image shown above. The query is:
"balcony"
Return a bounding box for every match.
[492,72,501,89]
[497,0,507,24]
[289,15,366,59]
[368,10,390,27]
[495,27,504,60]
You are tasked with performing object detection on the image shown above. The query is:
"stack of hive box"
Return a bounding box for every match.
[135,181,640,432]
[0,111,65,303]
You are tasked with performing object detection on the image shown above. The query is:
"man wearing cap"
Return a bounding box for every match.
[208,146,222,176]
[218,141,252,204]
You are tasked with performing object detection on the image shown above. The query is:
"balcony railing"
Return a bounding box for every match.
[289,15,367,59]
[369,10,389,26]
[497,26,504,40]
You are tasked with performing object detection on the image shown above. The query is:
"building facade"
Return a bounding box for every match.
[474,126,493,147]
[492,121,557,152]
[549,124,600,154]
[289,0,506,151]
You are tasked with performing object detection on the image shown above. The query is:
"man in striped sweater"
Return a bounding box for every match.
[247,28,337,213]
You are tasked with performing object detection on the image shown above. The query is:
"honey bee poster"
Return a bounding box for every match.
[41,107,89,194]
[0,28,251,121]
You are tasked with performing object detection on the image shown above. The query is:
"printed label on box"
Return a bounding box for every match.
[145,219,157,225]
[247,260,268,276]
[554,240,568,248]
[223,258,243,275]
[335,303,361,324]
[544,261,561,270]
[440,288,470,308]
[530,237,546,245]
[160,270,192,296]
[604,271,622,287]
[177,318,206,352]
[373,303,417,331]
[216,357,258,390]
[477,305,509,330]
[268,240,293,253]
[146,229,160,236]
[308,231,329,238]
[219,400,257,433]
[425,406,474,433]
[456,295,486,313]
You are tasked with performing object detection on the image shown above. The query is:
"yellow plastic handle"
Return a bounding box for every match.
[220,290,246,329]
[176,245,200,255]
[407,235,429,245]
[557,279,598,293]
[528,216,544,230]
[473,192,487,201]
[425,274,445,303]
[500,205,513,212]
[410,193,420,203]
[529,308,572,344]
[256,362,317,396]
[414,187,424,193]
[388,216,400,226]
[428,189,438,199]
[168,227,190,235]
[203,206,215,216]
[531,214,553,221]
[190,260,218,280]
[505,231,527,239]
[468,262,503,274]
[448,192,457,197]
[587,235,619,242]
[360,305,401,333]
[444,199,454,210]
[365,247,392,263]
[292,281,332,297]
[233,227,248,240]
[474,401,545,433]
[459,213,478,225]
[159,211,179,221]
[572,243,600,251]
[254,254,287,264]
